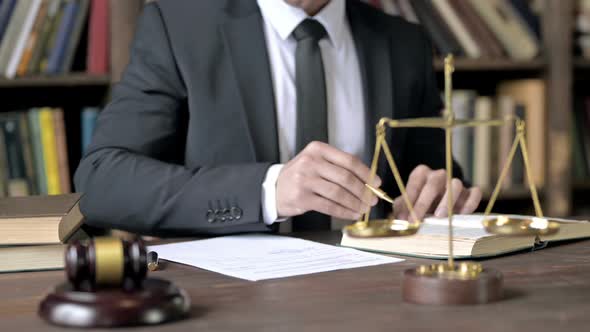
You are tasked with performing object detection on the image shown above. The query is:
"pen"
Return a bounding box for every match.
[147,251,160,271]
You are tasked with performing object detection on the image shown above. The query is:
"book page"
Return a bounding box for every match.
[149,234,402,281]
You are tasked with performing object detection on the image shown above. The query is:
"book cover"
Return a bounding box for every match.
[53,109,70,194]
[87,0,109,74]
[16,0,49,77]
[45,0,78,74]
[28,109,47,195]
[5,0,42,78]
[39,108,61,195]
[61,0,89,73]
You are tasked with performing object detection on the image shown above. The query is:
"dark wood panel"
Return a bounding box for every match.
[0,231,589,331]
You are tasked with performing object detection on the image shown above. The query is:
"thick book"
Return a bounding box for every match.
[61,0,89,73]
[45,0,78,74]
[39,108,60,195]
[431,0,481,58]
[0,244,64,273]
[0,193,85,245]
[16,0,49,76]
[341,215,590,259]
[497,79,546,187]
[0,0,34,76]
[411,0,464,56]
[5,0,42,78]
[87,0,109,74]
[468,0,539,60]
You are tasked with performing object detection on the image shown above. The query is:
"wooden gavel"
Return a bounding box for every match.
[65,237,147,292]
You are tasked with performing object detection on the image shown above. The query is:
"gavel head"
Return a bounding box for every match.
[65,237,148,292]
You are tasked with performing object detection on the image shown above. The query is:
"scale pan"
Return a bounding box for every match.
[482,215,560,236]
[343,219,420,238]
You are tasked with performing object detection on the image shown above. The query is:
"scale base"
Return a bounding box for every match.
[39,278,190,327]
[402,263,503,305]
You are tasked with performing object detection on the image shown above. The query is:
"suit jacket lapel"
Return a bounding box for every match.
[221,1,279,163]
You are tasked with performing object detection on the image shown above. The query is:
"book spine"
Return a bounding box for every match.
[39,108,60,195]
[411,0,464,56]
[498,96,515,188]
[27,0,61,75]
[40,0,65,73]
[17,0,49,77]
[0,0,32,75]
[28,110,47,195]
[431,0,481,58]
[2,116,29,197]
[45,0,78,75]
[53,109,70,193]
[87,0,109,74]
[18,112,36,195]
[61,0,89,73]
[5,0,42,78]
[473,97,493,189]
[81,107,98,155]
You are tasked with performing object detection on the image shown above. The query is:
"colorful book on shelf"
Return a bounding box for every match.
[45,0,78,74]
[39,108,61,195]
[411,0,464,56]
[431,0,481,58]
[28,109,47,195]
[341,215,590,259]
[18,112,36,195]
[497,79,546,187]
[473,97,494,190]
[1,114,29,197]
[468,0,539,60]
[87,0,109,74]
[0,0,34,76]
[53,109,70,193]
[27,0,61,75]
[40,0,66,73]
[5,0,42,78]
[61,0,89,73]
[81,107,99,154]
[17,0,49,77]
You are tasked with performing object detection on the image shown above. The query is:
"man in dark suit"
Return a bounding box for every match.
[74,0,482,235]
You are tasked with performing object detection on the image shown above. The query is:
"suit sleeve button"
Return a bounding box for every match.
[216,209,226,222]
[231,206,243,220]
[206,210,216,223]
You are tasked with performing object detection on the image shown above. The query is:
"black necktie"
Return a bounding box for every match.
[292,19,331,231]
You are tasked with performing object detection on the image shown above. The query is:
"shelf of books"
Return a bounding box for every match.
[0,0,110,198]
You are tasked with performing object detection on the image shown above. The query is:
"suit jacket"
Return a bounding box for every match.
[74,0,463,236]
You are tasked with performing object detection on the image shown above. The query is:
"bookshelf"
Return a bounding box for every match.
[0,0,583,218]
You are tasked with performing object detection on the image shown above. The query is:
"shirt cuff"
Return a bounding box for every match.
[261,164,286,225]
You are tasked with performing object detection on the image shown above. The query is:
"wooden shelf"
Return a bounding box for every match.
[433,58,546,72]
[0,74,110,88]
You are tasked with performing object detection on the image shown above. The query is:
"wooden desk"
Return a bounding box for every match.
[1,232,590,331]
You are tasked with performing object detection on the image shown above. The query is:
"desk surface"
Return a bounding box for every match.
[1,232,590,331]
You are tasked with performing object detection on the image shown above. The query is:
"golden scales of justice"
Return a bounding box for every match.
[342,55,560,305]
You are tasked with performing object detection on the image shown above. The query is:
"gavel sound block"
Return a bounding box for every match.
[39,237,190,327]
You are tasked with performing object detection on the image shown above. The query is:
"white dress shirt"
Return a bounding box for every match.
[257,0,366,225]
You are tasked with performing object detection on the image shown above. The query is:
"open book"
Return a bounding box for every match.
[340,215,590,259]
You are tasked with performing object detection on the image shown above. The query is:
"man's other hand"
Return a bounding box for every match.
[393,165,482,221]
[276,142,381,220]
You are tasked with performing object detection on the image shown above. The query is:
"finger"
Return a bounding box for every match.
[314,160,378,206]
[396,165,431,220]
[311,177,370,215]
[454,187,471,213]
[434,178,464,217]
[413,169,446,221]
[307,194,362,220]
[458,187,483,214]
[306,141,382,187]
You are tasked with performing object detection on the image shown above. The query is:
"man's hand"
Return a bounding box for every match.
[276,142,381,220]
[393,165,482,221]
